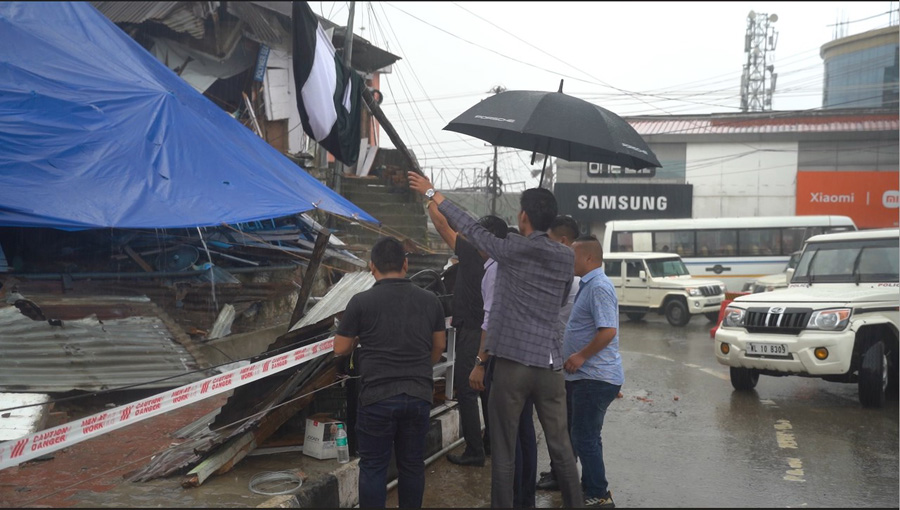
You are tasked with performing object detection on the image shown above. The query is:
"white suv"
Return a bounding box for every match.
[604,252,726,327]
[742,250,801,294]
[715,229,900,408]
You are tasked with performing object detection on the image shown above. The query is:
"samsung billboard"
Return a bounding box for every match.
[554,182,693,226]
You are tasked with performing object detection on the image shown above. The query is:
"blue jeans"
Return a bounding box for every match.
[356,394,431,508]
[566,379,621,499]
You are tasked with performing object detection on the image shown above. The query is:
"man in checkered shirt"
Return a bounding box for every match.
[409,172,583,508]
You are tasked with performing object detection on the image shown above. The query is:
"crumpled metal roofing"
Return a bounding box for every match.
[91,1,217,39]
[627,113,899,136]
[227,1,289,47]
[0,300,205,393]
[289,270,374,331]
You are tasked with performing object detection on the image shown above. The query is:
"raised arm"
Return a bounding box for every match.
[408,172,520,264]
[426,200,457,251]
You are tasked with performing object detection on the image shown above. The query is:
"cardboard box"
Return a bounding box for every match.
[302,413,342,460]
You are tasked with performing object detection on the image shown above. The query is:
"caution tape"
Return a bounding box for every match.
[0,336,335,471]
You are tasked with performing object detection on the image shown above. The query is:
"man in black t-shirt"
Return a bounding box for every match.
[334,236,447,509]
[426,199,508,467]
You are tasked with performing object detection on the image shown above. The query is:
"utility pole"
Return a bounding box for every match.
[487,85,506,215]
[332,1,356,191]
[491,145,499,215]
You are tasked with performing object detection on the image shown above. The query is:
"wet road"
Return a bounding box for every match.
[389,313,899,508]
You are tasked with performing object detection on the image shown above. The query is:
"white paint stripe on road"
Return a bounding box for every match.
[774,419,806,482]
[628,352,729,380]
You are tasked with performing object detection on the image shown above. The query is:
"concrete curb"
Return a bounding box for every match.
[258,405,461,508]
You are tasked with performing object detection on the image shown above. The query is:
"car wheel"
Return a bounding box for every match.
[704,312,720,323]
[626,312,646,321]
[730,367,759,391]
[859,340,888,408]
[665,299,690,327]
[888,341,899,400]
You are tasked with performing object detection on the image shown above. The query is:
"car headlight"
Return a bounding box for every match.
[686,287,701,296]
[721,306,746,328]
[806,308,851,330]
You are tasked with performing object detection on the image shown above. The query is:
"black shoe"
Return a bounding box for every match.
[535,471,559,491]
[584,491,615,508]
[447,452,485,467]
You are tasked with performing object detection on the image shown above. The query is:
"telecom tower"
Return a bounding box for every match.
[740,11,779,112]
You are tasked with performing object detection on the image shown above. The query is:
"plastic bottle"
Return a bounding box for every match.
[335,423,350,464]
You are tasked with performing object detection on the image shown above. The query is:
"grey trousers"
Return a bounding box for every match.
[488,357,584,508]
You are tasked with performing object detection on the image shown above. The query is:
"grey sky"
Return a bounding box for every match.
[313,2,897,190]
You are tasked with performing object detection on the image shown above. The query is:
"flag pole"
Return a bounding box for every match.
[361,88,424,176]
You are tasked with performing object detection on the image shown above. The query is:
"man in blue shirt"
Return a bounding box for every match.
[563,235,624,509]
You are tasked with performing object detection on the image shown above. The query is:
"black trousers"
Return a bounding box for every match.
[453,326,484,456]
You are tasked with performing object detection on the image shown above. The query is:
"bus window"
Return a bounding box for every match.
[653,231,695,255]
[783,227,806,254]
[697,230,737,256]
[739,228,782,256]
[632,232,652,252]
[613,232,632,252]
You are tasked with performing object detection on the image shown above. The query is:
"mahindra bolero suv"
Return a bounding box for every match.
[715,229,900,408]
[604,252,726,327]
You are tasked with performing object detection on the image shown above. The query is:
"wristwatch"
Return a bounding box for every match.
[475,355,489,367]
[424,188,436,199]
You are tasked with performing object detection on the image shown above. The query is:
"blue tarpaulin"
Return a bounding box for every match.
[0,2,379,229]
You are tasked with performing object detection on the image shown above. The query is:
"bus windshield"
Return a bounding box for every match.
[792,239,899,284]
[646,257,691,277]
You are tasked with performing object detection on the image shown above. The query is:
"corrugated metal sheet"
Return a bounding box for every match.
[0,301,205,393]
[628,114,899,136]
[92,1,216,39]
[289,270,374,331]
[227,2,288,47]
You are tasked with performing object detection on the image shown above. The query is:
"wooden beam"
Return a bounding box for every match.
[123,245,154,272]
[362,87,424,176]
[180,364,338,487]
[288,228,331,328]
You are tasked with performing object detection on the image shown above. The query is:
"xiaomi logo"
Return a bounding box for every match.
[883,190,900,209]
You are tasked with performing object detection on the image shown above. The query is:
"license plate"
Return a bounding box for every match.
[747,342,788,356]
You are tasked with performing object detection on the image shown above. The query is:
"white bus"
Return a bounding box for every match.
[601,215,857,293]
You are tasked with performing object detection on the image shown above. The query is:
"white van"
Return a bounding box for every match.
[604,252,727,327]
[715,228,900,408]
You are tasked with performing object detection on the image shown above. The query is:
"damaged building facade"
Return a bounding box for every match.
[0,3,455,499]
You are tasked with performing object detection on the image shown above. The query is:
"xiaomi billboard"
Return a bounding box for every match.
[796,171,899,229]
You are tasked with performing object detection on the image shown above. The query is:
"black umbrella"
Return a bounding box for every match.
[443,81,661,187]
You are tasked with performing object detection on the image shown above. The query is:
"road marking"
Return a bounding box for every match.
[633,352,730,380]
[774,419,806,482]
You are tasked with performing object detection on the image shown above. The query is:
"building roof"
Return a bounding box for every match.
[625,110,898,137]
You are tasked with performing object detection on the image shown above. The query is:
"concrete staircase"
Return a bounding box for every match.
[337,175,428,246]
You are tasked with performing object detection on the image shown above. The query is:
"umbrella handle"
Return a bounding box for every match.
[538,153,549,188]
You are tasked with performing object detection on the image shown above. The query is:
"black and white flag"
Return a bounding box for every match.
[292,1,364,166]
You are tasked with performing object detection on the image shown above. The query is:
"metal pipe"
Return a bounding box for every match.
[383,436,466,493]
[7,264,305,280]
